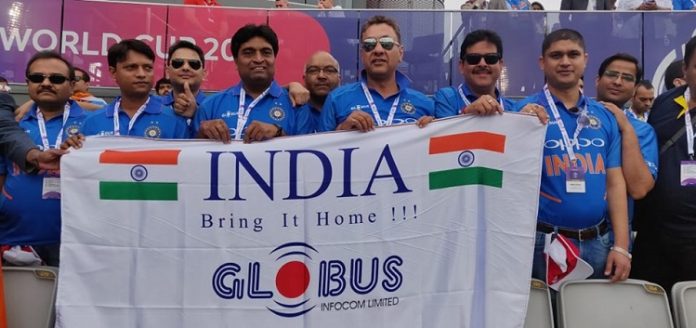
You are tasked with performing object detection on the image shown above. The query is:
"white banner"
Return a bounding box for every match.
[57,114,546,328]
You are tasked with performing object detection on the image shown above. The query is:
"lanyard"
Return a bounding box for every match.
[685,88,694,159]
[543,85,587,163]
[457,84,505,111]
[113,99,149,136]
[36,104,71,150]
[236,87,271,140]
[361,82,400,127]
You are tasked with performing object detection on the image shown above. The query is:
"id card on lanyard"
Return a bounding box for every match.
[235,87,271,140]
[681,88,696,186]
[361,82,400,127]
[113,98,149,136]
[457,84,505,111]
[36,103,70,199]
[543,85,588,193]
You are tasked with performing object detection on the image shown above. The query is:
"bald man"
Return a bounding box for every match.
[300,51,341,132]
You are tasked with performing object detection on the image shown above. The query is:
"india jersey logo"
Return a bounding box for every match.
[144,126,161,138]
[98,149,180,201]
[400,101,415,114]
[270,107,285,121]
[427,132,506,189]
[587,115,601,129]
[66,124,81,136]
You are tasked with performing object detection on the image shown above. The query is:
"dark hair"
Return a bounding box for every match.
[664,59,684,90]
[155,77,171,91]
[107,39,155,68]
[542,28,585,55]
[635,79,654,90]
[685,35,696,67]
[74,67,90,82]
[360,15,402,43]
[531,1,545,9]
[597,53,642,82]
[25,51,75,80]
[0,76,7,83]
[168,40,205,68]
[460,29,503,60]
[231,24,279,59]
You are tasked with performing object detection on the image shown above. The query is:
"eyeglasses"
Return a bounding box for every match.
[361,37,399,52]
[26,73,69,84]
[463,53,501,65]
[170,58,202,70]
[305,66,339,76]
[603,70,636,83]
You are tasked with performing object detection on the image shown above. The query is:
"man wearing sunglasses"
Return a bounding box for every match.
[318,15,433,132]
[434,30,516,119]
[594,53,658,252]
[514,29,632,284]
[162,41,207,120]
[194,24,312,143]
[70,67,107,111]
[0,51,88,266]
[300,51,341,132]
[80,39,189,139]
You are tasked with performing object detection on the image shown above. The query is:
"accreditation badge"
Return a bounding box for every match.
[42,177,61,199]
[681,161,696,186]
[565,165,586,193]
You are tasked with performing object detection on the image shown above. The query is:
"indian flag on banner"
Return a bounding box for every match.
[98,149,181,201]
[428,131,506,189]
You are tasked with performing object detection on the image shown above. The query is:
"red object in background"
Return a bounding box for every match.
[183,0,220,6]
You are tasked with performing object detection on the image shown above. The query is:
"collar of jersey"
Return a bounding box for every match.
[359,70,411,94]
[26,100,84,120]
[106,95,162,117]
[229,80,283,98]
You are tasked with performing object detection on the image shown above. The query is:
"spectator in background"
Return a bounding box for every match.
[672,0,696,9]
[300,51,341,132]
[71,67,107,110]
[0,76,10,93]
[561,0,614,9]
[665,59,686,91]
[155,78,172,96]
[489,0,530,10]
[275,0,289,8]
[628,80,655,122]
[616,0,672,10]
[461,0,488,9]
[531,1,545,8]
[318,0,343,9]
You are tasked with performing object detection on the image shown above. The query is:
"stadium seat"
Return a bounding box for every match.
[2,266,58,328]
[672,281,696,328]
[524,279,555,328]
[557,279,673,328]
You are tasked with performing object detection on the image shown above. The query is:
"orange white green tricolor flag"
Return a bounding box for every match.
[98,149,181,201]
[428,131,506,189]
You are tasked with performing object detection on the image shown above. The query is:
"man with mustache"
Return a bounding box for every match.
[435,29,516,119]
[193,24,312,143]
[317,15,434,132]
[80,39,189,139]
[0,51,87,266]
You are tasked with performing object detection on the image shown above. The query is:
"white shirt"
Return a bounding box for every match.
[616,0,672,10]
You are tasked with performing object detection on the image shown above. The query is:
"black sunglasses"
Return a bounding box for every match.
[361,37,399,52]
[170,58,202,70]
[26,73,69,84]
[463,53,501,65]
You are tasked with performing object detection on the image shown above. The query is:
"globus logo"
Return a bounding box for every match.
[211,242,404,317]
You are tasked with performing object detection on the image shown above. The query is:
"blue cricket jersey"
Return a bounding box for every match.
[317,71,434,132]
[296,103,321,133]
[81,95,190,139]
[193,81,312,138]
[434,83,516,118]
[514,92,622,228]
[0,101,86,245]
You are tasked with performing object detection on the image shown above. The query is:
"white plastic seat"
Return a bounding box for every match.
[557,279,673,328]
[524,278,555,328]
[2,266,58,328]
[672,281,696,328]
